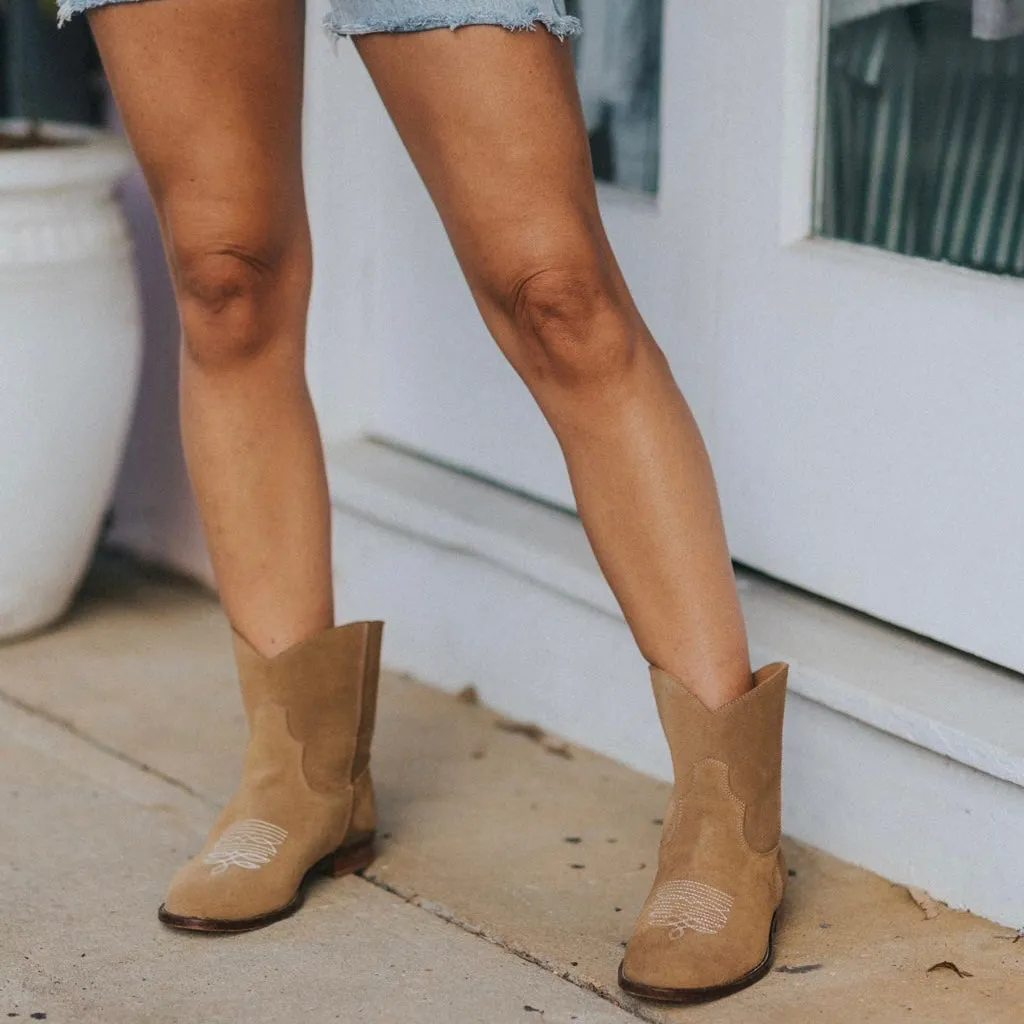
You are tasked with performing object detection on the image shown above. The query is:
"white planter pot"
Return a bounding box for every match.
[0,122,142,640]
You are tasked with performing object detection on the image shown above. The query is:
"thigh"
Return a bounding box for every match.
[89,0,307,264]
[354,26,623,304]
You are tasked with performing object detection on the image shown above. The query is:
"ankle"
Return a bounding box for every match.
[697,673,754,710]
[229,612,334,659]
[652,659,754,711]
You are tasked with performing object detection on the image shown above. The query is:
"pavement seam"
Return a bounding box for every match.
[0,687,209,803]
[360,871,655,1022]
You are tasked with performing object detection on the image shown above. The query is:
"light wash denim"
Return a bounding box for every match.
[58,0,581,40]
[325,0,579,39]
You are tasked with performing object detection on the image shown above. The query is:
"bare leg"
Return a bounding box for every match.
[90,0,332,655]
[355,26,750,708]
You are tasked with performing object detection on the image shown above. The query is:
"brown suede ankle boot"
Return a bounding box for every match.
[619,661,788,1002]
[158,619,383,932]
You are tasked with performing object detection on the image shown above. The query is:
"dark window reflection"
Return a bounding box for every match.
[820,2,1024,276]
[566,0,663,195]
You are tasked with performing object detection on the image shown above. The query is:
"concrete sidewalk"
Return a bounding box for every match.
[1,555,1020,1023]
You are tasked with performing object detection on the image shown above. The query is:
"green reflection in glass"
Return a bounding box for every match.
[819,1,1024,276]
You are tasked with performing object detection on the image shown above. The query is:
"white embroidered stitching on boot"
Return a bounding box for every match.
[204,820,288,875]
[644,880,734,939]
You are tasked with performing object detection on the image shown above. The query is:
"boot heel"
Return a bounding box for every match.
[325,836,376,878]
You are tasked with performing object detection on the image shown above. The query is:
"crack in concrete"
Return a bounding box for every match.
[360,871,656,1022]
[0,687,210,805]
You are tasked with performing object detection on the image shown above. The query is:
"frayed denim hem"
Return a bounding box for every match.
[324,3,582,43]
[57,0,147,28]
[58,0,581,40]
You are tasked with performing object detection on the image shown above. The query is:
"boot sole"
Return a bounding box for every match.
[617,909,778,1003]
[157,835,377,934]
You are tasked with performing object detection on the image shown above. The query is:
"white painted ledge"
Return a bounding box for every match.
[330,437,1024,790]
[737,575,1024,790]
[327,436,1024,925]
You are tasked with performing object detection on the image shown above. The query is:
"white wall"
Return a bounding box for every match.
[302,18,392,446]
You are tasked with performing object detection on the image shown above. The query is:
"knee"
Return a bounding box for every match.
[502,260,637,390]
[172,230,310,372]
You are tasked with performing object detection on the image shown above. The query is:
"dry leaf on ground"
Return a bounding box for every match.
[493,713,574,760]
[927,961,973,978]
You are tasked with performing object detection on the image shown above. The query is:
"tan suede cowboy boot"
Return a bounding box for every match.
[619,661,788,1002]
[159,619,383,932]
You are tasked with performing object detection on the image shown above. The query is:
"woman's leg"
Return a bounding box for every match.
[89,2,385,933]
[90,0,332,656]
[354,26,750,709]
[355,25,784,1001]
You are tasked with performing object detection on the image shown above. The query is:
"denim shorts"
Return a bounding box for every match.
[58,0,582,41]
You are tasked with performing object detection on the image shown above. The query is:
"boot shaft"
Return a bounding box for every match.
[231,620,384,794]
[650,662,787,852]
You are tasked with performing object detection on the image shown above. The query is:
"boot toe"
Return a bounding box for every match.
[621,921,773,995]
[160,857,297,927]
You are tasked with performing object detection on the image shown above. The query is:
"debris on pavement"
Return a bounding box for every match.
[494,715,574,759]
[456,687,573,757]
[544,741,574,760]
[907,886,943,920]
[776,964,824,974]
[496,718,545,742]
[927,961,973,979]
[456,684,480,705]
